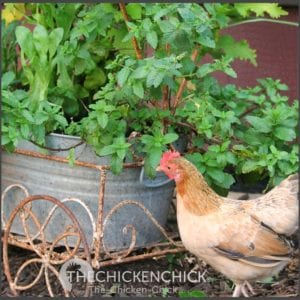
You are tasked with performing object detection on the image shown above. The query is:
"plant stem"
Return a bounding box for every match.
[119,3,143,60]
[162,43,171,109]
[227,18,298,29]
[173,48,199,112]
[239,104,259,118]
[78,98,90,113]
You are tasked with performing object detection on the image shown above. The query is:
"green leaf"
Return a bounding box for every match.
[233,144,247,151]
[126,3,142,20]
[208,145,220,152]
[149,147,162,168]
[146,70,164,88]
[54,4,78,39]
[178,290,206,298]
[197,63,213,77]
[177,7,195,23]
[258,276,276,284]
[216,153,227,165]
[35,112,49,125]
[111,155,123,174]
[33,25,49,53]
[77,48,91,60]
[146,31,158,49]
[54,114,68,127]
[181,57,196,74]
[117,67,130,87]
[224,66,237,78]
[222,173,236,189]
[245,116,272,133]
[241,160,259,173]
[121,30,135,43]
[278,161,292,174]
[169,29,192,51]
[15,26,33,55]
[220,141,231,152]
[141,134,155,145]
[20,124,30,139]
[131,66,148,79]
[206,168,225,183]
[133,81,144,98]
[158,20,176,33]
[196,26,215,48]
[97,113,108,129]
[216,35,257,66]
[162,287,169,298]
[283,118,297,128]
[22,110,35,123]
[32,125,45,144]
[67,148,75,167]
[2,71,15,89]
[226,152,237,165]
[163,133,179,144]
[243,131,264,146]
[48,28,64,58]
[1,135,11,146]
[234,3,288,19]
[99,145,115,156]
[274,127,296,142]
[198,35,215,48]
[116,149,126,160]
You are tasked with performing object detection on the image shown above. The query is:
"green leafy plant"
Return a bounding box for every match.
[161,287,169,298]
[2,3,298,193]
[165,252,184,271]
[2,71,67,151]
[184,78,298,192]
[178,290,207,298]
[2,20,19,74]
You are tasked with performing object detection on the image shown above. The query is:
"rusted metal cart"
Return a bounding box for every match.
[2,146,185,297]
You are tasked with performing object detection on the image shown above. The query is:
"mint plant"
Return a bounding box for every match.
[2,19,19,75]
[2,71,67,151]
[2,3,298,193]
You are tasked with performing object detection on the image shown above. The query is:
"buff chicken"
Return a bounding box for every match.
[158,151,298,297]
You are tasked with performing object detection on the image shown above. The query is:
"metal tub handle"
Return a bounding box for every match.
[139,167,173,188]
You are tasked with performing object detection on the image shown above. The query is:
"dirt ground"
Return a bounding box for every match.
[1,196,299,297]
[1,243,298,297]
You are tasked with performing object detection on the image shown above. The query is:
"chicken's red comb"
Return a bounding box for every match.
[160,150,181,164]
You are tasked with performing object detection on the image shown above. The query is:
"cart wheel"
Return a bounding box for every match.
[3,195,92,297]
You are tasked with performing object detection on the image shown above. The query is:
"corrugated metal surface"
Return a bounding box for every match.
[1,134,174,251]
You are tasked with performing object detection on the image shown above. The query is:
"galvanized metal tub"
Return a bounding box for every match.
[1,133,175,251]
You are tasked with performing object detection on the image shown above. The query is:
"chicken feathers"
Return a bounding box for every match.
[158,151,298,296]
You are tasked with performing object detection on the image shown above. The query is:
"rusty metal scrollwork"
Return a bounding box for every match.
[2,191,92,297]
[101,199,182,262]
[2,149,185,297]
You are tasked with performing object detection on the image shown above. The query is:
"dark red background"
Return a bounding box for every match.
[214,7,298,102]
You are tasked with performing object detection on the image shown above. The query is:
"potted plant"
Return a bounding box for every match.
[2,3,298,251]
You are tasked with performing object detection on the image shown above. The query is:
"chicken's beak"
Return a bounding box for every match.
[156,165,161,172]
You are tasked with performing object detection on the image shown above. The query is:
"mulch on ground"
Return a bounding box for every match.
[1,244,298,297]
[1,195,299,297]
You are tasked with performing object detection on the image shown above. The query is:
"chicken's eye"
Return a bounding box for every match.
[167,166,171,170]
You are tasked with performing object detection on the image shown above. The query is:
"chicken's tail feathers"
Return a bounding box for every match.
[278,173,298,195]
[239,255,291,268]
[213,246,292,269]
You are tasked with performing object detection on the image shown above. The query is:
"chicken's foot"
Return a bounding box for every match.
[232,281,256,297]
[232,283,242,297]
[245,281,256,296]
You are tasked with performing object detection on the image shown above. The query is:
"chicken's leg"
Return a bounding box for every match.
[241,283,249,297]
[232,284,242,297]
[233,281,256,297]
[245,281,256,296]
